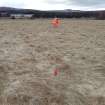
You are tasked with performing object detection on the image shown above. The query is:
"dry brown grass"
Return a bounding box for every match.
[0,19,105,105]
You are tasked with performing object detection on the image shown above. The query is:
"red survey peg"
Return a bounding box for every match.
[53,68,59,76]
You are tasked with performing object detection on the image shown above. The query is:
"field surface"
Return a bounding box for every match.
[0,19,105,105]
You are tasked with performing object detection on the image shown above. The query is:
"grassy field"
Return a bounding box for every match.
[0,19,105,105]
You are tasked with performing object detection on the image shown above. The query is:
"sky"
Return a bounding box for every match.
[0,0,105,10]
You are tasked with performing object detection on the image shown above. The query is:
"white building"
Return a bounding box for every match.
[10,14,34,19]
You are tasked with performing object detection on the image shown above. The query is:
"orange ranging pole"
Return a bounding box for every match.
[52,17,60,27]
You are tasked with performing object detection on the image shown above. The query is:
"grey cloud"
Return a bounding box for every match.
[45,0,68,4]
[45,0,105,7]
[69,0,105,7]
[0,0,25,8]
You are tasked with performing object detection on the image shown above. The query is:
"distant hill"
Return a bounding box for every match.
[0,7,17,11]
[0,7,105,19]
[0,7,40,14]
[0,7,82,13]
[44,9,81,12]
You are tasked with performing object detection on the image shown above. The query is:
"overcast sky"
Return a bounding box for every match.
[0,0,105,10]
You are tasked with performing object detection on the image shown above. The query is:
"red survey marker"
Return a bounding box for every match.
[53,68,59,76]
[52,18,60,27]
